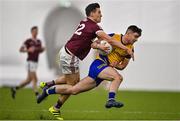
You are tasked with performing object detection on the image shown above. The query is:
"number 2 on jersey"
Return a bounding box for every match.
[75,24,85,35]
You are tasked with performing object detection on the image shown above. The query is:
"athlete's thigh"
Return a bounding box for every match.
[55,75,66,84]
[65,72,80,85]
[29,71,37,81]
[31,71,37,78]
[98,66,120,81]
[26,71,32,81]
[72,76,96,93]
[27,61,38,73]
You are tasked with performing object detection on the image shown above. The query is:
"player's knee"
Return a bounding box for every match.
[71,88,79,95]
[71,90,79,95]
[71,91,78,95]
[31,76,37,82]
[27,76,31,81]
[26,77,31,83]
[114,74,123,82]
[25,80,31,85]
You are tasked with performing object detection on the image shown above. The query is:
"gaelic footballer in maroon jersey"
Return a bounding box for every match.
[65,17,103,60]
[37,3,106,115]
[11,26,45,100]
[23,38,44,62]
[37,3,134,119]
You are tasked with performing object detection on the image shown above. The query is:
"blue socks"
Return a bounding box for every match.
[54,100,63,109]
[47,87,56,95]
[108,92,116,100]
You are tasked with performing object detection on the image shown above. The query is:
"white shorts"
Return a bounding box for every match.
[26,61,38,72]
[58,46,79,74]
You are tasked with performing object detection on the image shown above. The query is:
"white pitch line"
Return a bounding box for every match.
[0,109,180,115]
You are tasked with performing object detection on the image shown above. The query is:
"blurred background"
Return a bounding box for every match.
[0,0,180,91]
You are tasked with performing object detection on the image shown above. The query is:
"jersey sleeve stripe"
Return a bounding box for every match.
[95,30,104,35]
[108,33,115,37]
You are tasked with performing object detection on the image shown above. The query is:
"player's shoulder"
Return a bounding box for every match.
[81,18,88,22]
[25,38,32,43]
[109,33,122,41]
[81,18,98,26]
[37,39,42,43]
[80,18,102,32]
[108,33,121,37]
[108,33,115,37]
[26,38,32,41]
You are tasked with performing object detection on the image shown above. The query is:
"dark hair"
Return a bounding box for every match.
[31,26,38,32]
[85,3,100,17]
[126,25,142,37]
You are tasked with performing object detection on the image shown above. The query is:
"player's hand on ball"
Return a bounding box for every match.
[97,40,112,55]
[98,44,110,54]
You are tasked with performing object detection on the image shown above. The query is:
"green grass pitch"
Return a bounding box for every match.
[0,87,180,120]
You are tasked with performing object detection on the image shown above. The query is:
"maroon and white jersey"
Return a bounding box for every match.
[65,18,103,60]
[23,38,42,62]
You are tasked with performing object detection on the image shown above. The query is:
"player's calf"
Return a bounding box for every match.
[10,87,17,99]
[105,74,124,108]
[109,74,123,93]
[37,85,73,103]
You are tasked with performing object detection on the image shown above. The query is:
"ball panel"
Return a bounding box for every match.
[98,40,112,55]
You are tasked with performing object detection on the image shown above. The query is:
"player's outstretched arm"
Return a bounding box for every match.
[96,31,132,52]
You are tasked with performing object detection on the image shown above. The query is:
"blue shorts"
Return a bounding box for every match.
[88,55,109,86]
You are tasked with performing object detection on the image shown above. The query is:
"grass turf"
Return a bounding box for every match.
[0,87,180,120]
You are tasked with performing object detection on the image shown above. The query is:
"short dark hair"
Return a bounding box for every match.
[31,26,38,32]
[126,25,142,37]
[85,3,100,17]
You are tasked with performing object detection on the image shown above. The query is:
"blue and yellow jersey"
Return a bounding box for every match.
[96,33,134,64]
